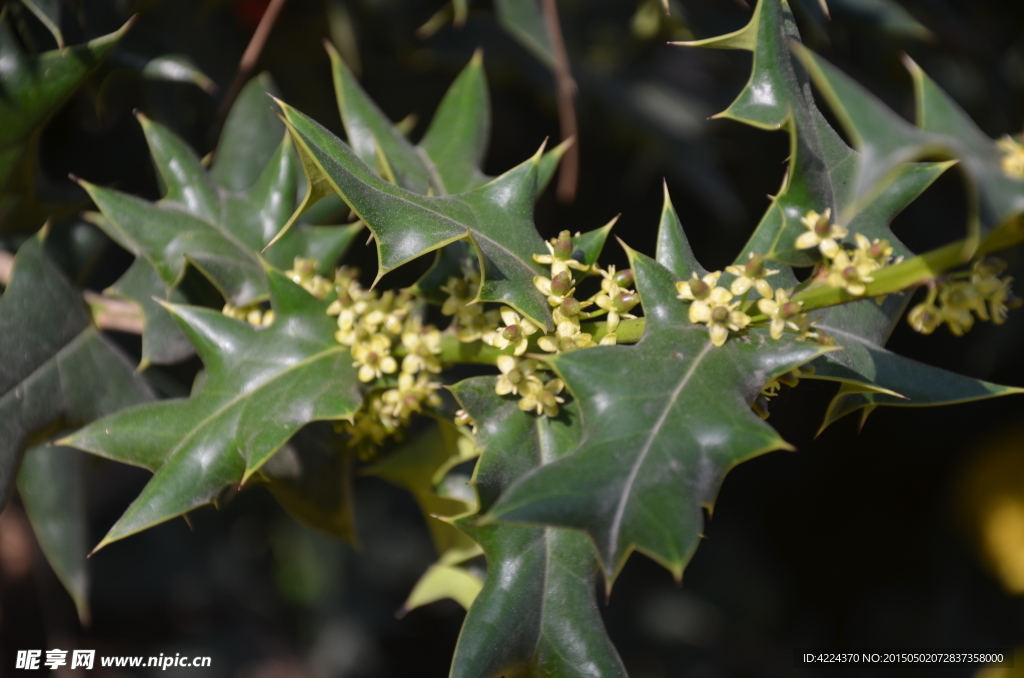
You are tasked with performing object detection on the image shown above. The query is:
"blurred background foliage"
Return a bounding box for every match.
[1,0,1024,676]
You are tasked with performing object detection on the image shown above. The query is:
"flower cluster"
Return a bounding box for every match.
[285,257,334,298]
[222,302,274,327]
[676,271,753,347]
[530,230,626,353]
[441,259,500,343]
[326,266,443,458]
[908,258,1020,336]
[796,211,898,297]
[496,356,566,417]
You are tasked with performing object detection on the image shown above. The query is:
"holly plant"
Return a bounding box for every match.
[3,0,1023,674]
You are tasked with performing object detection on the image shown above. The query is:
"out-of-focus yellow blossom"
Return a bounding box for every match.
[997,134,1024,179]
[518,377,566,417]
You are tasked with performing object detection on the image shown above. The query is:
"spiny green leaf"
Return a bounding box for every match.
[449,378,627,678]
[61,269,363,551]
[0,234,152,509]
[489,249,831,584]
[656,184,707,279]
[17,444,89,624]
[681,0,1015,423]
[211,73,286,192]
[0,16,129,230]
[794,46,1024,237]
[80,85,359,364]
[276,101,554,330]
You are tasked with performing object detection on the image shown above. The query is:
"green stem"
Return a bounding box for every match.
[422,220,1024,365]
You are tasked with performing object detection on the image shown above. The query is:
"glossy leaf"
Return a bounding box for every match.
[1,234,152,511]
[794,46,1024,236]
[80,80,359,363]
[449,378,627,678]
[683,0,1018,424]
[489,249,831,583]
[17,443,89,623]
[0,17,129,230]
[62,269,363,551]
[276,100,554,329]
[656,184,706,280]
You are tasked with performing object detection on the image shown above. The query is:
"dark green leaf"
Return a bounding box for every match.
[794,46,1024,237]
[449,378,627,678]
[80,100,358,337]
[0,16,128,230]
[0,233,152,509]
[277,101,554,329]
[656,184,707,279]
[489,249,831,582]
[17,443,89,624]
[62,269,363,551]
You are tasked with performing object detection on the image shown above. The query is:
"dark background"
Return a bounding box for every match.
[1,0,1024,676]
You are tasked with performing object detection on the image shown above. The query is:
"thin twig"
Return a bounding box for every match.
[0,250,145,334]
[540,0,579,203]
[0,250,12,285]
[219,0,290,115]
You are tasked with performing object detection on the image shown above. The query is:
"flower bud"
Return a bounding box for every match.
[780,301,801,319]
[842,266,859,282]
[503,324,521,341]
[744,253,765,277]
[814,214,832,236]
[612,291,639,313]
[711,306,730,323]
[560,298,581,317]
[550,271,573,296]
[689,279,710,300]
[553,230,574,260]
[613,268,635,288]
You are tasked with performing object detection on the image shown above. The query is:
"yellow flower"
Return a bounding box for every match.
[456,307,500,343]
[487,307,539,355]
[495,356,538,395]
[826,250,874,296]
[537,331,596,353]
[675,271,721,301]
[401,324,442,374]
[997,135,1024,179]
[352,333,398,382]
[725,253,779,298]
[795,209,847,259]
[853,234,893,269]
[756,288,804,340]
[382,372,442,420]
[518,377,566,417]
[689,287,751,347]
[907,299,941,334]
